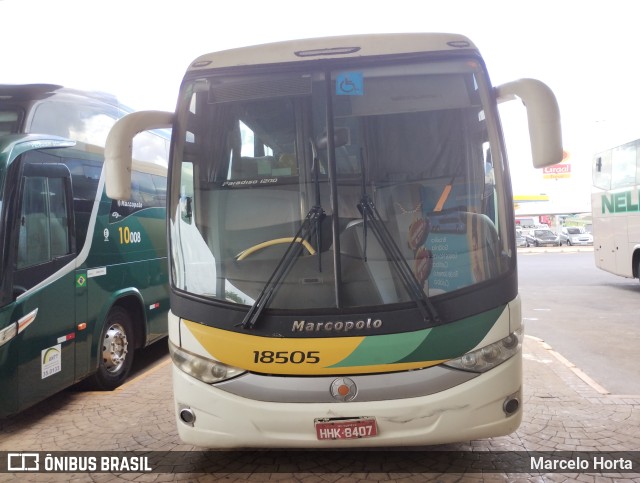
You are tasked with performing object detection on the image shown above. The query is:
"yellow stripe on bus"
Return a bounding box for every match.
[182,320,446,375]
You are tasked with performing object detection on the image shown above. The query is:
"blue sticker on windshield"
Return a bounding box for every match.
[336,72,364,96]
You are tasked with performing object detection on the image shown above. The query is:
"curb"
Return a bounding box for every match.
[518,246,594,254]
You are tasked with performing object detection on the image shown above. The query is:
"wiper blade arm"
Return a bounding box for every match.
[240,206,325,330]
[358,195,440,325]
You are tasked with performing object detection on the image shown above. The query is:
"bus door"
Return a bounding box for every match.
[610,214,630,276]
[593,201,629,277]
[11,161,77,410]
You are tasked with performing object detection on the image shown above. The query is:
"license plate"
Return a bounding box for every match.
[314,417,378,440]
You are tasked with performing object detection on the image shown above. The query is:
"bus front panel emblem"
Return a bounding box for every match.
[330,377,357,402]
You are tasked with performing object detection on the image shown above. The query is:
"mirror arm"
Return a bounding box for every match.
[105,110,173,200]
[496,78,563,169]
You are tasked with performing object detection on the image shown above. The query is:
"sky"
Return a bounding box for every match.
[2,0,639,214]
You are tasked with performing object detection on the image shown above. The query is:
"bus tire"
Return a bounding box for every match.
[90,307,135,390]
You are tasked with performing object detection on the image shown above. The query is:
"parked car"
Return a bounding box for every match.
[559,227,593,246]
[516,231,527,247]
[524,229,561,247]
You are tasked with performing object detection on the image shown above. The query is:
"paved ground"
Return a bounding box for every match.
[1,321,639,481]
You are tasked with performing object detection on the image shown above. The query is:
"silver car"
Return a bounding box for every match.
[560,227,593,246]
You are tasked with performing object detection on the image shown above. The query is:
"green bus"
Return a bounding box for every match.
[0,85,169,417]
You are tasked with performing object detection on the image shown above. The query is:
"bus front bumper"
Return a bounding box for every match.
[171,354,522,449]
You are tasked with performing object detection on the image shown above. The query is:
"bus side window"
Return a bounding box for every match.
[131,171,165,208]
[65,158,101,254]
[611,144,636,190]
[132,130,170,165]
[17,176,71,270]
[593,151,612,190]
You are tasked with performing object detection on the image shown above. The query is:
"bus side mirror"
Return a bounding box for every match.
[105,110,173,200]
[495,78,563,169]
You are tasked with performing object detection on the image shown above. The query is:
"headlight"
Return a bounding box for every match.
[443,327,523,373]
[0,323,17,348]
[169,339,246,383]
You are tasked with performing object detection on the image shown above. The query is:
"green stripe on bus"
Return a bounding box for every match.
[398,305,504,362]
[330,305,504,367]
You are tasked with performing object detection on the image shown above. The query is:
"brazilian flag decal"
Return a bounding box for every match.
[75,272,87,288]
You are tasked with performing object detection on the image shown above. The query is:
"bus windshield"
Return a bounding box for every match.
[0,109,22,135]
[0,85,122,145]
[170,59,511,316]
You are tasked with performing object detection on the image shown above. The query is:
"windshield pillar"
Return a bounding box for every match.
[324,71,343,308]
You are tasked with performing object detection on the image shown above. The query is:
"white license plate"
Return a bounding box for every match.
[314,417,378,440]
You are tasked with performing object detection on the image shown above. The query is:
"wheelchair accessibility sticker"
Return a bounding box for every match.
[336,72,363,96]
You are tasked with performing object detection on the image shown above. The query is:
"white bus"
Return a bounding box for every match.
[105,33,562,448]
[592,139,640,278]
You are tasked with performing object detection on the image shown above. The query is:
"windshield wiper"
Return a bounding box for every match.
[239,205,325,329]
[358,194,440,325]
[240,140,326,330]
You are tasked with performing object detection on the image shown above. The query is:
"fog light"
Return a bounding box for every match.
[503,396,520,415]
[179,407,196,426]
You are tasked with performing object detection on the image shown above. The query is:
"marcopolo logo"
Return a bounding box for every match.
[292,318,382,333]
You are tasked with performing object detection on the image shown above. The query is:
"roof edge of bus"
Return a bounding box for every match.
[0,133,76,161]
[187,33,478,71]
[0,132,75,147]
[0,134,166,174]
[0,83,121,107]
[131,157,168,176]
